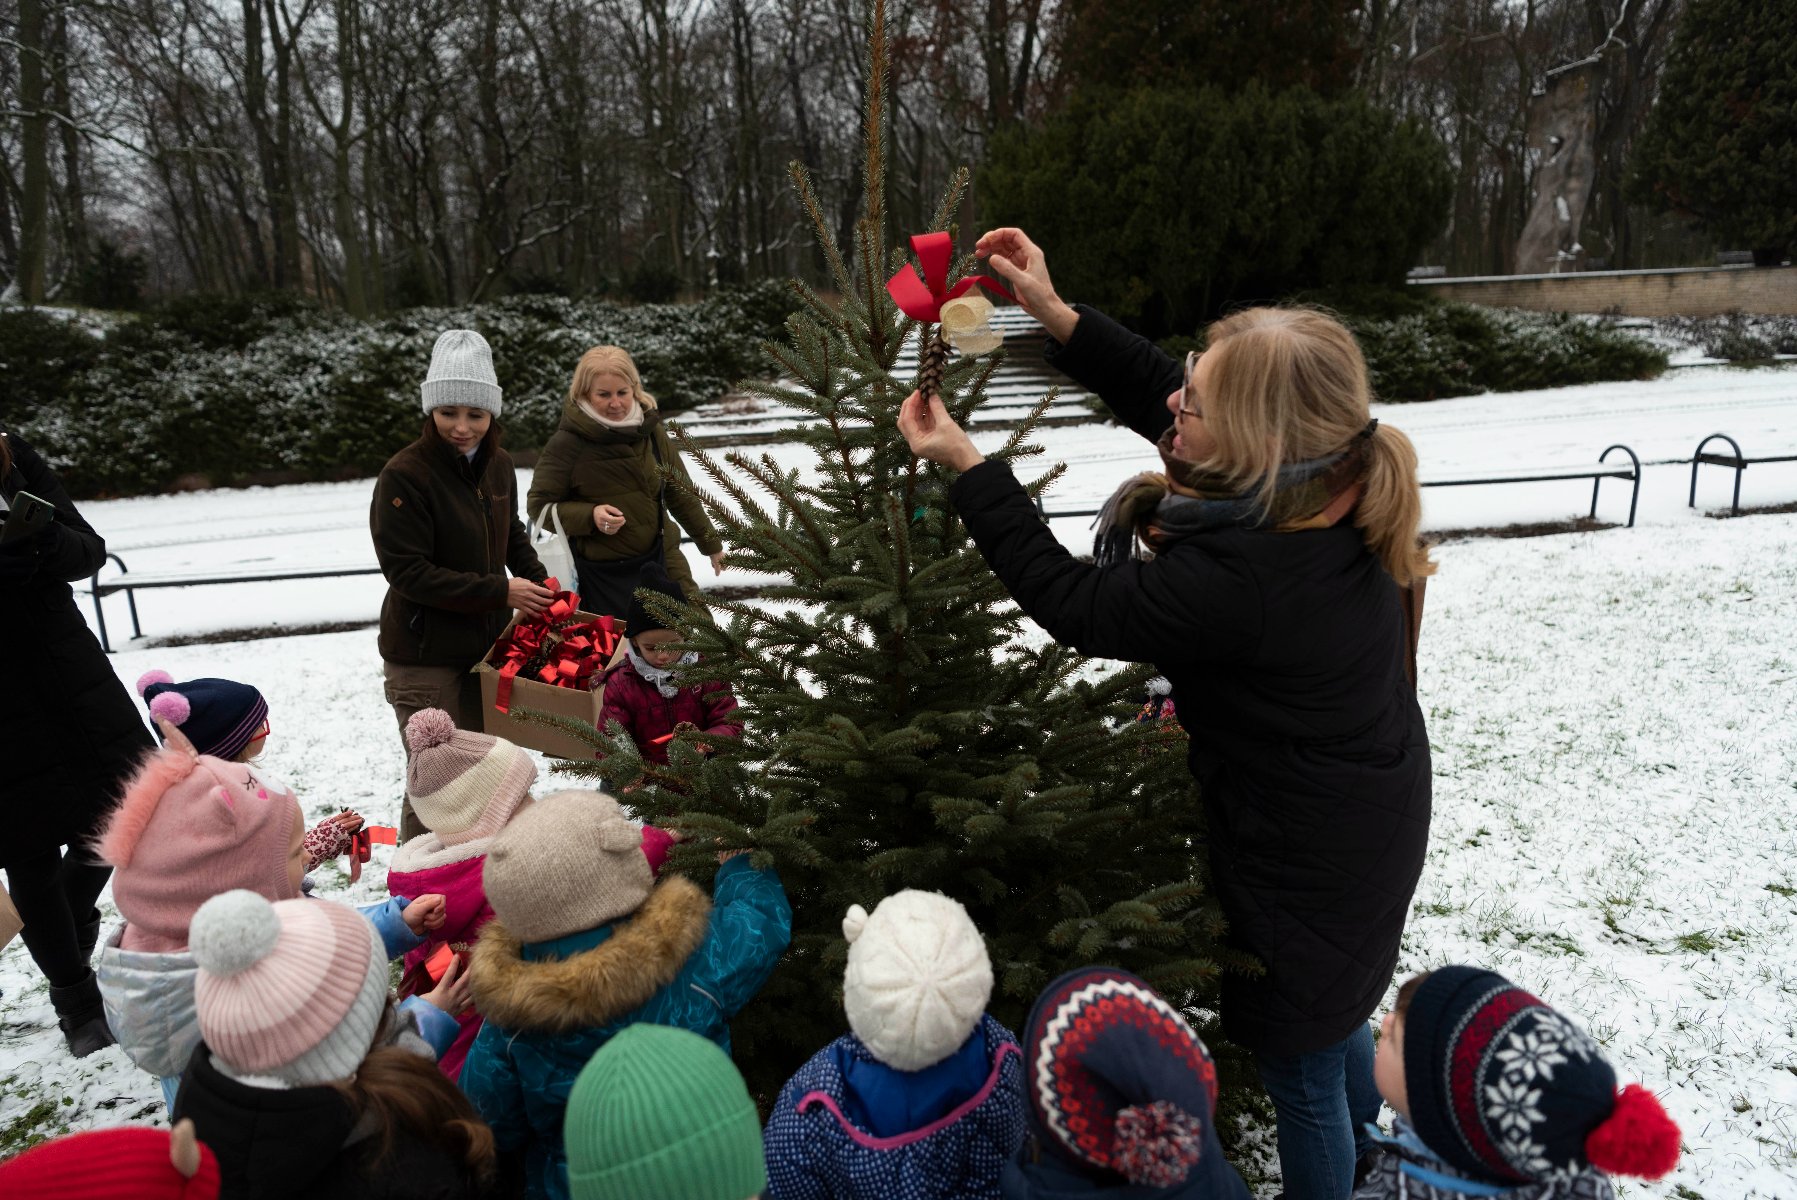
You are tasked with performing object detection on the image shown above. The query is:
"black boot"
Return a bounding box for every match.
[49,971,116,1058]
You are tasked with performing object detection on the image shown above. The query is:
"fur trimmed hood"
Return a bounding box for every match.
[469,875,711,1034]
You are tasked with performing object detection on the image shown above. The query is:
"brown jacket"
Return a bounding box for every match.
[525,399,721,596]
[371,429,546,667]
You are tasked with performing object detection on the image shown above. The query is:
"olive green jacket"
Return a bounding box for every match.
[525,399,722,574]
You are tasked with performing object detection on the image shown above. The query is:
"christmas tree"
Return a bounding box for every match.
[528,0,1247,1101]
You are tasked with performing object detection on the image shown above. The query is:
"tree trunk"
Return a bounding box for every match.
[50,5,86,277]
[17,0,50,302]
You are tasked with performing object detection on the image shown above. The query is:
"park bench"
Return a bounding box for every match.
[84,554,382,652]
[1035,443,1642,530]
[1687,432,1797,516]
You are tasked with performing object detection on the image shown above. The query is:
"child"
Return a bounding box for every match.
[566,1024,767,1200]
[598,561,741,768]
[1003,967,1250,1199]
[386,708,682,1080]
[173,890,495,1200]
[136,670,369,880]
[460,788,791,1200]
[95,722,460,1111]
[0,1120,219,1199]
[1356,966,1680,1198]
[763,890,1027,1200]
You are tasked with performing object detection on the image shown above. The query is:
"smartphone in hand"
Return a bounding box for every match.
[0,491,54,545]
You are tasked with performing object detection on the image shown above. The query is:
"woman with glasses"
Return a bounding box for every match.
[1,427,153,1058]
[898,227,1434,1200]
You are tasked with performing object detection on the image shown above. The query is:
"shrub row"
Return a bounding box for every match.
[0,284,797,497]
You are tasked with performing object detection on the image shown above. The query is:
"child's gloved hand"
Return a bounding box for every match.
[301,811,366,871]
[423,953,473,1017]
[403,894,447,936]
[671,721,714,754]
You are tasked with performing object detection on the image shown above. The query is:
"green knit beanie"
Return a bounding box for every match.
[565,1024,766,1200]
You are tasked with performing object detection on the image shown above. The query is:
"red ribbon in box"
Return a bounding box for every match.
[491,578,621,714]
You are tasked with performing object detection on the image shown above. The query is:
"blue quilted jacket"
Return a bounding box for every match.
[461,857,791,1200]
[764,1015,1028,1200]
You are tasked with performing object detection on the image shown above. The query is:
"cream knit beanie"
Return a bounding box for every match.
[842,890,993,1071]
[189,890,388,1087]
[482,790,653,944]
[405,709,537,846]
[421,329,502,416]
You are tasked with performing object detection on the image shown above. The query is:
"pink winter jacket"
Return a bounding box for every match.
[598,659,743,766]
[386,838,493,1081]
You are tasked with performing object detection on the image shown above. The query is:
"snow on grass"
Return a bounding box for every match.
[5,513,1796,1195]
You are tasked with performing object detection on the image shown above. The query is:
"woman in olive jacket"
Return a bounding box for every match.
[371,330,549,840]
[900,229,1434,1200]
[526,345,724,618]
[1,427,152,1057]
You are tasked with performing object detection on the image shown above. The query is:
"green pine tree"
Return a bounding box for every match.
[1628,0,1797,263]
[524,0,1249,1105]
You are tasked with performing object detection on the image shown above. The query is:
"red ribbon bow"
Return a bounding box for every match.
[490,580,622,714]
[886,232,1013,323]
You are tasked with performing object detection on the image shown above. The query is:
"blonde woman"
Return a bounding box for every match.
[899,228,1434,1200]
[527,346,724,619]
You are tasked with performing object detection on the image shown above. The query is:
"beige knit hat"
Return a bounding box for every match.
[482,790,652,944]
[405,709,537,846]
[843,890,993,1071]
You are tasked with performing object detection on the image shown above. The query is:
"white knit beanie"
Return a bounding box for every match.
[189,890,389,1088]
[421,329,503,416]
[842,890,993,1071]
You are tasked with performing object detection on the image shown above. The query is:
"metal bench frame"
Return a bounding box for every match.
[86,555,382,652]
[1688,432,1797,516]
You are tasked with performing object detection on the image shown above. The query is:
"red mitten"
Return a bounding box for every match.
[302,819,354,871]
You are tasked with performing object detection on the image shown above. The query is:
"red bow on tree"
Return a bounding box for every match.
[885,232,1012,321]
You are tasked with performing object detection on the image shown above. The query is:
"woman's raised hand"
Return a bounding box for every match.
[592,503,627,535]
[898,391,984,473]
[975,227,1079,344]
[508,576,553,616]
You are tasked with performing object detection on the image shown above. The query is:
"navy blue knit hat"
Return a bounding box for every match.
[625,560,687,636]
[1404,966,1680,1184]
[135,671,269,762]
[1011,968,1248,1198]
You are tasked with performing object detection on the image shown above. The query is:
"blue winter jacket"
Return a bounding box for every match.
[764,1014,1028,1200]
[460,857,791,1200]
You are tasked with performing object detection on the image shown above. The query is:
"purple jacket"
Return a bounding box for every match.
[387,837,495,1080]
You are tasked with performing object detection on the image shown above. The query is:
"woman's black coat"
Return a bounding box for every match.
[0,430,152,866]
[947,307,1432,1056]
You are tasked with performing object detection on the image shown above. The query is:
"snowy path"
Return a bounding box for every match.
[5,513,1795,1196]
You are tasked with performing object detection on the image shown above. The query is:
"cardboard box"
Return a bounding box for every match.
[471,609,625,760]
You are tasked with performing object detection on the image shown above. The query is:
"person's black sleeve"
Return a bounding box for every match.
[3,432,108,583]
[950,459,1261,663]
[1043,304,1183,445]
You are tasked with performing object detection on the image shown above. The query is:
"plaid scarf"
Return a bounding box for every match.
[1092,423,1375,567]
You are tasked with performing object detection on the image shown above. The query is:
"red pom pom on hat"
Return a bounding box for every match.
[1585,1084,1680,1180]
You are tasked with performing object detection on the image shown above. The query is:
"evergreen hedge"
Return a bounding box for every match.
[0,283,797,497]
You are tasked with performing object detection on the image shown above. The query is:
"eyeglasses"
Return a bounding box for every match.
[1177,350,1205,421]
[250,718,271,742]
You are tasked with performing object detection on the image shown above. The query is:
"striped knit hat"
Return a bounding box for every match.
[405,709,537,846]
[0,1122,220,1200]
[189,890,388,1087]
[1404,967,1681,1184]
[136,671,269,762]
[565,1024,765,1200]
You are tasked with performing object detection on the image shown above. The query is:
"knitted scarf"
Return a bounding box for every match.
[1092,422,1375,567]
[626,644,699,698]
[579,398,646,430]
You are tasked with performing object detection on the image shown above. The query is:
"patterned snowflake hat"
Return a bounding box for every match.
[1020,967,1237,1191]
[1404,966,1681,1184]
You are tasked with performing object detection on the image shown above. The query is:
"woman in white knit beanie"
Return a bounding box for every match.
[371,329,554,841]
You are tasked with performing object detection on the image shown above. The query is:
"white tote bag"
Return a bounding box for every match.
[530,504,579,597]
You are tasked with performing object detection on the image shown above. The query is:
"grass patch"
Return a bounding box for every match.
[1766,883,1797,899]
[0,1093,68,1159]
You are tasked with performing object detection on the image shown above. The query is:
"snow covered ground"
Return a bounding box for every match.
[4,364,1796,1195]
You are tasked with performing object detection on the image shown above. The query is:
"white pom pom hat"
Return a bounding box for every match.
[189,890,388,1087]
[842,890,993,1071]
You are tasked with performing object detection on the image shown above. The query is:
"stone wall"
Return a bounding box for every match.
[1411,265,1797,317]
